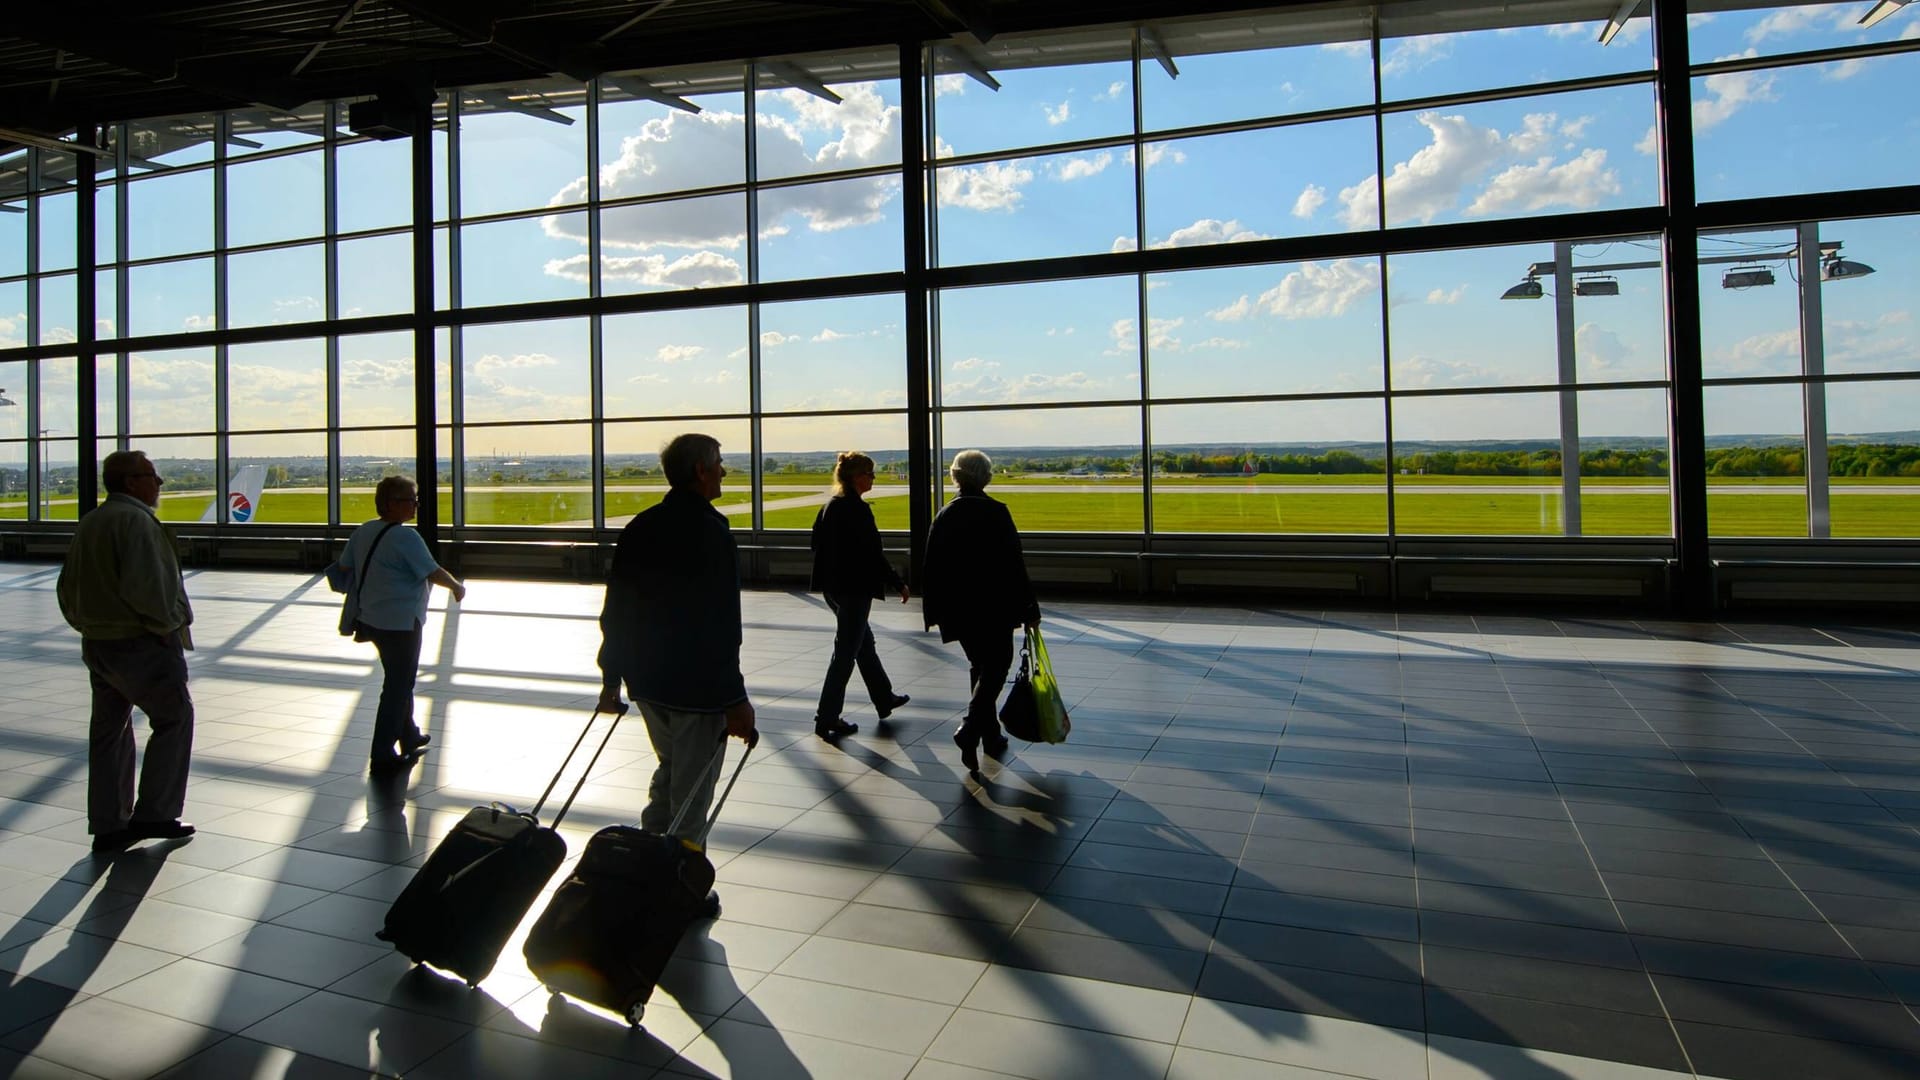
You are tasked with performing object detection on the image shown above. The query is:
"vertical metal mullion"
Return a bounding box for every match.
[1371,11,1399,601]
[1554,240,1582,536]
[415,98,443,552]
[900,41,932,584]
[1654,0,1710,613]
[445,96,464,533]
[25,149,41,521]
[324,102,342,527]
[587,78,606,532]
[115,125,129,457]
[213,114,230,524]
[1132,28,1154,548]
[1798,221,1829,540]
[76,126,99,518]
[925,47,945,518]
[745,63,764,534]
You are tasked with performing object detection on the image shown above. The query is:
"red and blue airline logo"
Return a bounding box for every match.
[228,492,253,523]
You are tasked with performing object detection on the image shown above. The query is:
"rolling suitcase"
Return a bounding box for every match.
[374,703,628,986]
[523,733,752,1026]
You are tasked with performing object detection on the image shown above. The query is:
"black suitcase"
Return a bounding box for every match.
[523,735,752,1026]
[375,704,627,986]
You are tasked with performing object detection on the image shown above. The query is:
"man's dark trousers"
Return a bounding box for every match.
[82,634,194,833]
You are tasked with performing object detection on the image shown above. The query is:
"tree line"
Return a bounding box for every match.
[1000,444,1920,478]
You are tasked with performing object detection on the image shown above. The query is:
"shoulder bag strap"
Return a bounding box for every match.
[351,521,400,598]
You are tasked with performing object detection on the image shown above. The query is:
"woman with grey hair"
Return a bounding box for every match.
[920,449,1040,775]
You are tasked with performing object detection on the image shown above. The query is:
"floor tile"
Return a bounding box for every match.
[726,972,955,1055]
[665,1015,918,1080]
[923,1008,1174,1080]
[1177,996,1426,1079]
[236,988,473,1074]
[1,996,225,1080]
[99,956,315,1032]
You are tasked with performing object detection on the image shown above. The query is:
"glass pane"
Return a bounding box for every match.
[603,417,751,528]
[938,406,1144,532]
[0,195,25,276]
[131,435,217,522]
[39,356,77,440]
[602,306,749,419]
[128,347,215,435]
[939,276,1139,406]
[95,269,119,340]
[458,83,588,217]
[0,281,21,347]
[1391,391,1567,536]
[230,339,326,431]
[462,318,590,424]
[1576,388,1671,537]
[1378,13,1652,103]
[228,244,325,328]
[1142,11,1374,130]
[39,439,79,520]
[461,422,592,527]
[1148,259,1383,398]
[1694,52,1920,201]
[96,185,117,266]
[341,428,419,524]
[128,256,214,337]
[935,147,1136,265]
[338,232,414,318]
[1150,399,1387,535]
[599,195,747,294]
[761,414,911,530]
[97,354,120,438]
[758,176,904,281]
[1820,215,1918,377]
[124,113,218,166]
[1143,120,1377,248]
[336,136,413,233]
[1570,238,1668,384]
[1689,0,1908,64]
[1377,86,1656,229]
[1699,227,1799,380]
[755,69,901,181]
[0,439,24,520]
[461,213,589,307]
[340,331,415,428]
[1705,384,1806,538]
[760,293,905,413]
[127,169,213,259]
[39,190,76,271]
[227,432,327,523]
[1827,379,1920,538]
[1391,244,1557,389]
[37,272,77,345]
[228,151,323,246]
[599,87,745,198]
[932,31,1131,159]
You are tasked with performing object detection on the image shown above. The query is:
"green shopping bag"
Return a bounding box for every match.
[1028,627,1071,744]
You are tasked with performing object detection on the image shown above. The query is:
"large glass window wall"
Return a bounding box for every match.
[0,0,1915,555]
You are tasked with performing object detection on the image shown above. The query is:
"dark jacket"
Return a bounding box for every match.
[921,490,1039,644]
[810,494,903,599]
[598,487,748,712]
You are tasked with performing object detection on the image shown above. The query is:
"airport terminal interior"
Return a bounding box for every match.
[3,0,1920,1077]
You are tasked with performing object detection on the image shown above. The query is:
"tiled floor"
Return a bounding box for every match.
[2,562,1919,1079]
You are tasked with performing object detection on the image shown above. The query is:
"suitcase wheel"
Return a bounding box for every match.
[466,978,481,989]
[627,1003,645,1028]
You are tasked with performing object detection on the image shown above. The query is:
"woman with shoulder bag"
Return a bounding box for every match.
[809,451,911,742]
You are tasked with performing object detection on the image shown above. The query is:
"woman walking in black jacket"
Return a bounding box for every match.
[810,451,910,741]
[921,449,1040,775]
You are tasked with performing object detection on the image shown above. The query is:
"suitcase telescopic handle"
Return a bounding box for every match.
[666,735,754,845]
[531,702,628,823]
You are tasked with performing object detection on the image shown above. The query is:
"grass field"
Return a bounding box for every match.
[2,479,1908,536]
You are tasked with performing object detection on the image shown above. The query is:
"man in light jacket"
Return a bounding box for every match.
[57,450,198,854]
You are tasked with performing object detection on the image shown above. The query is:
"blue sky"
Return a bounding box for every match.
[1,2,1917,466]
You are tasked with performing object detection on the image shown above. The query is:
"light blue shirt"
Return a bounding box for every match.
[341,519,440,632]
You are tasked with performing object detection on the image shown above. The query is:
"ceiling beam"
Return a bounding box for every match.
[912,0,995,42]
[384,0,604,82]
[11,11,316,110]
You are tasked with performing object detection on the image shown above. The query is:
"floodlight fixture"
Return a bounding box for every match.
[1500,277,1544,300]
[1860,0,1911,28]
[1722,266,1776,290]
[1822,254,1877,280]
[1574,275,1620,296]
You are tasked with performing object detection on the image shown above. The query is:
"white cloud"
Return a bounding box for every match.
[1468,148,1621,216]
[1044,100,1071,126]
[1545,22,1591,39]
[1127,144,1187,169]
[1055,152,1113,181]
[1390,354,1502,388]
[0,313,22,349]
[472,352,558,375]
[942,369,1117,404]
[1322,41,1370,57]
[696,369,737,384]
[934,74,969,98]
[1746,5,1849,44]
[1188,337,1249,351]
[654,344,704,364]
[1559,116,1592,141]
[1382,34,1455,77]
[1575,322,1634,372]
[1338,112,1506,229]
[628,372,670,385]
[1695,52,1776,132]
[1292,184,1327,219]
[1426,285,1468,305]
[1823,57,1869,81]
[1635,125,1658,156]
[182,314,217,331]
[938,159,1034,212]
[950,356,999,371]
[1110,236,1138,253]
[1507,113,1559,156]
[1712,328,1800,374]
[1209,259,1381,321]
[811,327,874,343]
[1095,81,1125,101]
[761,331,797,347]
[1151,218,1271,249]
[544,251,743,289]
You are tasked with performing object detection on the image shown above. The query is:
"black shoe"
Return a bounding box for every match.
[125,819,195,841]
[815,717,858,742]
[983,735,1010,761]
[700,890,722,919]
[91,829,134,854]
[875,693,911,720]
[370,752,420,776]
[953,730,980,774]
[401,733,431,755]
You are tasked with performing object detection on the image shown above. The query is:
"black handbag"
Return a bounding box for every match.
[997,635,1041,743]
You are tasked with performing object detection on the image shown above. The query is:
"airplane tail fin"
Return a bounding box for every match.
[200,464,269,523]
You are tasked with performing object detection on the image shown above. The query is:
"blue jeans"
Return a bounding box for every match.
[813,593,896,722]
